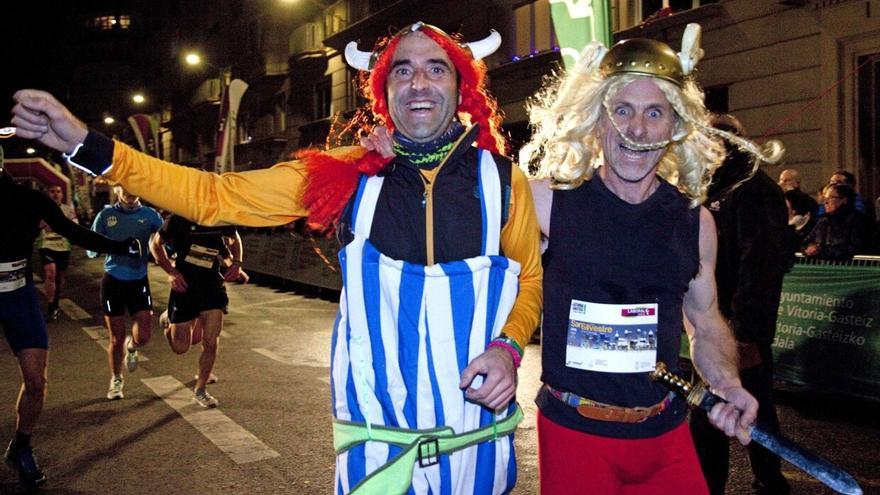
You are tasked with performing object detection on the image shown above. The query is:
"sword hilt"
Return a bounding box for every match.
[650,362,724,412]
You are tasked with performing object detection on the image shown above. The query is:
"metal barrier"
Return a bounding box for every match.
[240,230,341,291]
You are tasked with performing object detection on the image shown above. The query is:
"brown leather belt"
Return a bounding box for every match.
[543,384,673,423]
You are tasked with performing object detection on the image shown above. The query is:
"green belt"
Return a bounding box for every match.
[333,404,524,495]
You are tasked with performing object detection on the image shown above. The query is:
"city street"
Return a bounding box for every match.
[0,250,877,494]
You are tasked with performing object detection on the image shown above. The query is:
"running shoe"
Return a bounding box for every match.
[106,376,124,400]
[47,307,61,322]
[124,336,138,372]
[192,389,218,408]
[194,372,219,384]
[4,441,47,487]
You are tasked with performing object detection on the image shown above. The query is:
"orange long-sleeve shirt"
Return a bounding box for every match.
[105,140,542,349]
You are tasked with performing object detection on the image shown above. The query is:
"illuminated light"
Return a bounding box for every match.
[26,147,36,155]
[185,53,201,66]
[104,116,115,125]
[132,94,146,104]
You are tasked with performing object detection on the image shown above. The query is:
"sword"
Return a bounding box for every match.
[651,362,863,495]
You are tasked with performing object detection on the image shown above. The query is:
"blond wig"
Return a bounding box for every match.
[520,43,784,207]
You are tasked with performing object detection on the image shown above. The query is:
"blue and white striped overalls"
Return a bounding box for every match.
[331,150,521,494]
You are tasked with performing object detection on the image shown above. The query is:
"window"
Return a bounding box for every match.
[87,15,131,31]
[513,0,557,60]
[641,0,718,19]
[857,53,880,206]
[312,77,332,121]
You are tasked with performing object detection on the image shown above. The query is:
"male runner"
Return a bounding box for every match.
[0,147,139,488]
[35,185,77,320]
[150,214,244,408]
[90,186,162,399]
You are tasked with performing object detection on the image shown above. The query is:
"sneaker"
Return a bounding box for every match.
[106,376,124,400]
[47,308,60,322]
[194,372,219,384]
[124,336,138,372]
[192,389,218,408]
[159,310,170,331]
[4,441,47,487]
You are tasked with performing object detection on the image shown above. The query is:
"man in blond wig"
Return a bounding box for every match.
[521,24,783,493]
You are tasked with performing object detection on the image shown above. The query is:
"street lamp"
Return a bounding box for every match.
[132,93,146,104]
[103,116,115,125]
[183,51,231,88]
[184,52,202,67]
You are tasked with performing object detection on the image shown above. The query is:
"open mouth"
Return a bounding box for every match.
[407,101,435,113]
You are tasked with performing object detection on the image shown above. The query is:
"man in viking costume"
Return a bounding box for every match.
[13,22,541,494]
[520,24,780,493]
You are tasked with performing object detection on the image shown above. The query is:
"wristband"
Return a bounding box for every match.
[494,334,523,357]
[489,336,523,368]
[63,130,114,176]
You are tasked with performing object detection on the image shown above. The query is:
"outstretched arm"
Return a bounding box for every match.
[13,89,321,227]
[38,194,132,255]
[684,207,758,445]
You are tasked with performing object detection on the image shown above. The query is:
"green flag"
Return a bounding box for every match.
[550,0,612,69]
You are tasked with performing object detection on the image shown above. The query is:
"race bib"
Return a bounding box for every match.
[565,300,658,373]
[184,244,220,269]
[0,259,27,293]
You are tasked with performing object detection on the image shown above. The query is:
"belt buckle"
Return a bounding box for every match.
[417,437,440,467]
[630,406,650,423]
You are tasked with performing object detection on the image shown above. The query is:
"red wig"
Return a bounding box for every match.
[360,25,508,155]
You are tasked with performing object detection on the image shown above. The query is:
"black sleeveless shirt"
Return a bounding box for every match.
[537,174,700,438]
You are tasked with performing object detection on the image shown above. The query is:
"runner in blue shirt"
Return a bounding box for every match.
[90,186,163,400]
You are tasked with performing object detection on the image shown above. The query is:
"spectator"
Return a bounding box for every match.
[805,183,867,260]
[818,170,871,216]
[778,168,817,217]
[778,168,804,192]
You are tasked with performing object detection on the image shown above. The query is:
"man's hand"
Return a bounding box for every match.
[804,243,820,256]
[126,238,143,258]
[359,125,395,159]
[459,346,517,410]
[11,90,89,154]
[168,270,188,293]
[708,384,758,445]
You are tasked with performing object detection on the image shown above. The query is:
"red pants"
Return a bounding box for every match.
[538,411,709,495]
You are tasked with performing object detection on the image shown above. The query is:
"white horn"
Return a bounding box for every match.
[465,30,502,60]
[345,41,374,71]
[678,23,704,76]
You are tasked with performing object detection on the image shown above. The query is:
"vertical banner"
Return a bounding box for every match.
[549,0,612,69]
[214,78,248,174]
[127,114,160,157]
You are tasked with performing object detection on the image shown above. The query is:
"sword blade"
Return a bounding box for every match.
[750,425,862,495]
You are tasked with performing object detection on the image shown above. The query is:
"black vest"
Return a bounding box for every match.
[338,146,512,265]
[538,174,700,438]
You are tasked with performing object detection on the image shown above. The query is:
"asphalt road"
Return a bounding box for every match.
[0,250,877,494]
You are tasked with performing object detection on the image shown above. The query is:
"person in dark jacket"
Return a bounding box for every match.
[805,183,867,260]
[690,114,791,495]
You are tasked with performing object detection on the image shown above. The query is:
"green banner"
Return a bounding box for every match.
[773,263,880,400]
[549,0,612,69]
[680,262,880,400]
